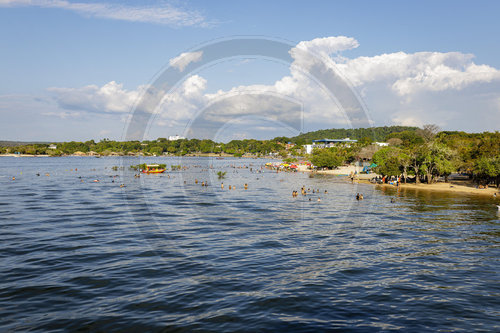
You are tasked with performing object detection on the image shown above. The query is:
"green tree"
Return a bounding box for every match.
[474,156,500,187]
[310,148,343,169]
[372,147,401,178]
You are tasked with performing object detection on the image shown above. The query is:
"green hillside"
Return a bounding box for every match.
[287,126,418,144]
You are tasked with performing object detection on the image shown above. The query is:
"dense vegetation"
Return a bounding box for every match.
[374,126,500,186]
[288,126,418,144]
[0,138,285,157]
[2,125,499,187]
[304,125,500,187]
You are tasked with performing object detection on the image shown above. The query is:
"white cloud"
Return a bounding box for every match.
[334,51,500,95]
[48,81,144,113]
[169,51,203,72]
[41,111,81,119]
[45,36,500,136]
[294,36,359,57]
[160,74,207,120]
[0,0,209,27]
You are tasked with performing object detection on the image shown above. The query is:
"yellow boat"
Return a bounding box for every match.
[142,164,166,174]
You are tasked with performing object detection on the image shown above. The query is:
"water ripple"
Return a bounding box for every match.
[0,157,498,331]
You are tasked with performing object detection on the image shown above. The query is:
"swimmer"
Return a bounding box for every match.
[221,183,224,189]
[12,177,15,180]
[120,184,126,188]
[229,185,232,190]
[390,198,396,203]
[195,179,198,184]
[324,190,328,194]
[244,183,248,189]
[317,198,321,202]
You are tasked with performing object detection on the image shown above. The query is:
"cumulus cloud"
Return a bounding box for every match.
[169,51,203,72]
[48,81,144,113]
[334,51,500,95]
[0,0,209,27]
[46,36,500,136]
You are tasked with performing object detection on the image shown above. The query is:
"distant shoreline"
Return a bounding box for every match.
[0,153,270,158]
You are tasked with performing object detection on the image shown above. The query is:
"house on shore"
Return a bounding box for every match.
[304,138,358,154]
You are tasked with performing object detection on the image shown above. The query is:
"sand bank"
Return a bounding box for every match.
[359,179,500,197]
[299,164,499,196]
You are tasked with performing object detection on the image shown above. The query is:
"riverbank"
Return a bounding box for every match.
[299,164,375,180]
[299,165,499,197]
[0,154,49,157]
[358,178,500,197]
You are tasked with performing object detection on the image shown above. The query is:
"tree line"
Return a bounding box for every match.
[0,138,287,157]
[309,125,499,187]
[2,125,498,187]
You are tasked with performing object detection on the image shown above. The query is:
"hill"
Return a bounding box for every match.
[287,126,418,143]
[0,140,51,147]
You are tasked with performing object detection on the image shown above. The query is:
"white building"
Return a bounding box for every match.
[304,138,358,154]
[168,135,185,141]
[374,142,389,147]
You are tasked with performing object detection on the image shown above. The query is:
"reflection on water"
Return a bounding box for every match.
[0,157,498,331]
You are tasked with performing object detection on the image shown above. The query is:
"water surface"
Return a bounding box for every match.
[0,157,498,332]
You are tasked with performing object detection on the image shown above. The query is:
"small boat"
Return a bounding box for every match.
[142,164,166,174]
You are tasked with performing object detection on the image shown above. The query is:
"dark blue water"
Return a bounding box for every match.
[1,156,499,332]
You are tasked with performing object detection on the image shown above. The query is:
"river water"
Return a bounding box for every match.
[0,156,498,332]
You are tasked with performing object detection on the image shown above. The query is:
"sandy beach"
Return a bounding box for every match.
[300,165,500,197]
[365,180,500,197]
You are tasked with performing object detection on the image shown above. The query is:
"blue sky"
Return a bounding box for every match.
[1,0,500,141]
